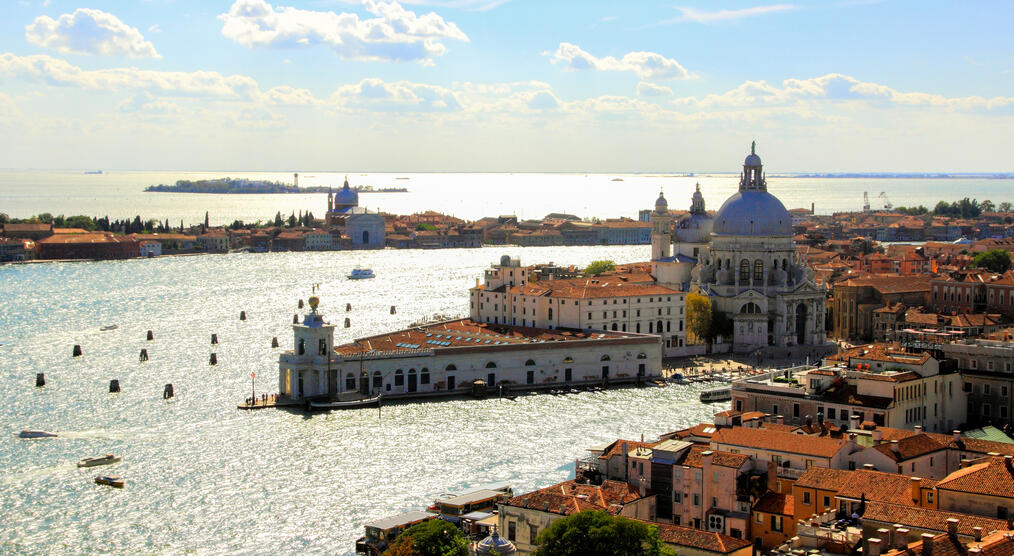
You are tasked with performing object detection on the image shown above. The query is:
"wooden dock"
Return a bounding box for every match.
[236,397,302,410]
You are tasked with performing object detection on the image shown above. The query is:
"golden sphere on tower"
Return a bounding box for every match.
[308,296,320,310]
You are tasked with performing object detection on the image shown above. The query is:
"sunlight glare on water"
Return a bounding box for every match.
[0,246,719,555]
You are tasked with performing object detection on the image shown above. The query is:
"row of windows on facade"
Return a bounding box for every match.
[716,257,791,276]
[482,314,683,334]
[970,400,1010,420]
[480,295,679,306]
[965,381,1012,395]
[963,359,1014,372]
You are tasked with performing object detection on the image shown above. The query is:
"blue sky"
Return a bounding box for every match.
[1,0,1012,172]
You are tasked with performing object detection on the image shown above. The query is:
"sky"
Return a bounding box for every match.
[1,0,1013,172]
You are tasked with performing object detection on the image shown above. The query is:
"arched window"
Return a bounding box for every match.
[525,359,536,366]
[782,258,788,270]
[372,371,382,388]
[739,259,750,282]
[548,307,553,320]
[636,322,641,333]
[421,367,430,385]
[600,354,611,361]
[485,361,497,368]
[362,230,370,244]
[446,364,457,371]
[648,322,654,333]
[658,320,664,334]
[717,259,722,270]
[754,259,764,282]
[319,339,328,355]
[562,356,574,363]
[395,369,404,386]
[346,372,356,391]
[611,323,618,331]
[740,302,761,314]
[297,338,305,355]
[637,352,647,359]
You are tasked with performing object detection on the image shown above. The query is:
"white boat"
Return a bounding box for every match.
[699,387,732,404]
[19,430,57,438]
[348,268,375,280]
[307,394,382,410]
[77,454,121,467]
[99,325,119,331]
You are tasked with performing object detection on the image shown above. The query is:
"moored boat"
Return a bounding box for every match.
[699,387,732,403]
[307,394,382,411]
[19,430,57,438]
[99,324,119,331]
[94,475,125,488]
[78,454,121,467]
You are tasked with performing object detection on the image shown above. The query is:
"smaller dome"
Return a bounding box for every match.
[744,153,762,167]
[333,176,358,209]
[655,190,668,210]
[476,531,516,555]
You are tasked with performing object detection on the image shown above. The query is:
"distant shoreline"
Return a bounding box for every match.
[144,178,407,194]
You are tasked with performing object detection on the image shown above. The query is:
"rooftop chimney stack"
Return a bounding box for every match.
[873,429,884,445]
[920,533,935,556]
[973,526,982,541]
[868,538,883,556]
[1005,455,1013,471]
[946,518,959,537]
[915,425,924,433]
[850,414,861,430]
[954,430,962,443]
[863,464,875,470]
[910,477,922,503]
[892,440,901,454]
[895,528,910,549]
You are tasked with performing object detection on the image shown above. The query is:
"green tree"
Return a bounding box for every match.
[584,260,616,276]
[973,249,1012,273]
[999,202,1013,213]
[0,213,8,224]
[685,293,712,345]
[980,200,996,213]
[273,211,284,227]
[534,510,676,556]
[35,212,54,224]
[415,222,438,231]
[383,518,467,556]
[63,215,96,231]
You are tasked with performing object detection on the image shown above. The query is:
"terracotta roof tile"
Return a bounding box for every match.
[936,457,1014,499]
[862,501,1009,538]
[711,427,846,458]
[652,521,752,553]
[871,434,947,462]
[504,479,645,516]
[753,492,794,515]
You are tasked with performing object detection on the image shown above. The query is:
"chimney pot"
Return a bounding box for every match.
[896,528,910,549]
[873,429,884,444]
[892,439,901,454]
[953,430,962,442]
[915,425,924,433]
[920,533,935,556]
[973,526,982,541]
[864,464,875,470]
[946,518,959,536]
[868,538,883,556]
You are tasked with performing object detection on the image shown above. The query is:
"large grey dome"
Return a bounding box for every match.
[712,190,792,236]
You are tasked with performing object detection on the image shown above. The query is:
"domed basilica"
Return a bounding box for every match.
[651,143,827,354]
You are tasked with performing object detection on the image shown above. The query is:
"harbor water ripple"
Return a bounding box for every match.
[0,246,717,555]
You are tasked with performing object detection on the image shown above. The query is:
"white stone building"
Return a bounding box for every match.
[278,300,662,401]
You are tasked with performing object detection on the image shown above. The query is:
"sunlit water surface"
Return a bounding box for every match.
[0,246,719,555]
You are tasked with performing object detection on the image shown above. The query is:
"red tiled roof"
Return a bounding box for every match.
[753,492,794,515]
[599,439,656,461]
[871,434,948,462]
[504,479,645,516]
[885,528,1014,556]
[652,521,752,553]
[862,501,1009,538]
[510,277,679,300]
[935,457,1014,499]
[711,427,845,458]
[836,470,937,505]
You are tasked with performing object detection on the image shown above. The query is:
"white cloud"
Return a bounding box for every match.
[549,42,690,80]
[331,78,462,111]
[674,73,1014,112]
[664,4,797,24]
[148,24,162,33]
[25,8,161,59]
[219,0,468,64]
[397,0,510,11]
[637,82,673,97]
[0,53,266,100]
[118,91,183,116]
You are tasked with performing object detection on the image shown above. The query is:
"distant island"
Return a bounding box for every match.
[144,178,407,194]
[790,172,1014,179]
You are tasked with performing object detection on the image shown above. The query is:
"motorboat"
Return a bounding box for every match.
[307,394,382,411]
[19,430,57,438]
[99,325,119,331]
[78,454,121,468]
[348,268,375,280]
[699,387,732,404]
[94,476,125,488]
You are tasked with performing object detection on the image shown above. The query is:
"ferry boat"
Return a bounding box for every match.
[19,430,57,438]
[348,268,375,280]
[699,387,732,404]
[99,324,119,331]
[94,476,125,488]
[77,454,121,468]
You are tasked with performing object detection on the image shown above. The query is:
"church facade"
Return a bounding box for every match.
[325,177,385,249]
[652,144,829,354]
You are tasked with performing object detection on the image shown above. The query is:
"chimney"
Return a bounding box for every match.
[892,440,901,454]
[767,460,777,492]
[895,528,910,549]
[953,430,962,443]
[946,518,959,537]
[920,533,935,556]
[915,425,924,434]
[850,414,860,430]
[1005,455,1013,471]
[960,458,971,469]
[639,476,646,498]
[868,538,883,556]
[873,429,884,445]
[777,414,784,425]
[972,526,982,542]
[910,477,922,503]
[863,464,875,470]
[878,528,893,550]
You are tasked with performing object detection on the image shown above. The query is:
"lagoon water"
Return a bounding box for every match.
[0,245,720,555]
[2,170,1013,225]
